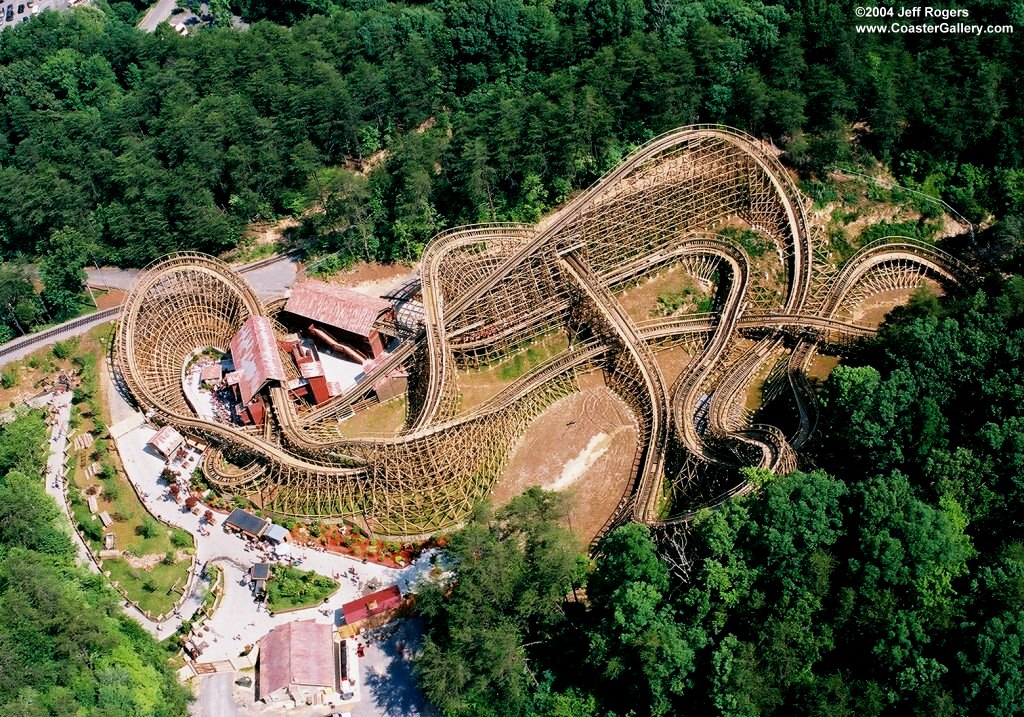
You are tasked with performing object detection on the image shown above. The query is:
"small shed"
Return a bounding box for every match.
[263,523,290,544]
[224,508,268,539]
[148,425,185,459]
[251,562,271,595]
[200,363,223,385]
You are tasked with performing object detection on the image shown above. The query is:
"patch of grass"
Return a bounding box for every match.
[105,559,190,616]
[495,333,569,381]
[225,239,281,265]
[718,227,773,259]
[339,395,408,436]
[654,287,714,317]
[60,326,193,615]
[858,219,938,245]
[802,180,840,209]
[266,565,339,613]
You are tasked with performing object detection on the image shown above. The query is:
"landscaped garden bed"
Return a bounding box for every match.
[266,565,339,613]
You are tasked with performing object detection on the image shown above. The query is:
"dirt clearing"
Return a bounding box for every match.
[494,385,638,545]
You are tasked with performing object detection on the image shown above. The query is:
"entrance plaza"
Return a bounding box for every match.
[113,422,428,658]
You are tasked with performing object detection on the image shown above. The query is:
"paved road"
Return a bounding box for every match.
[88,266,140,291]
[196,673,241,717]
[354,620,437,717]
[0,255,299,369]
[137,0,177,31]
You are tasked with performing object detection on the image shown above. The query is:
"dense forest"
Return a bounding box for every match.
[415,272,1024,717]
[0,0,1021,277]
[0,411,189,717]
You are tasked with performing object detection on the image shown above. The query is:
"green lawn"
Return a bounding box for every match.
[62,334,194,618]
[266,565,339,614]
[105,558,191,617]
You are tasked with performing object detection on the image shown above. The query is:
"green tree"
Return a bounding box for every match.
[38,227,88,321]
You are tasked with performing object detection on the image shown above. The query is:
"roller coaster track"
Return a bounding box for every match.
[115,126,974,538]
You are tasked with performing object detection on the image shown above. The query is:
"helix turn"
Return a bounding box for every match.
[115,125,973,539]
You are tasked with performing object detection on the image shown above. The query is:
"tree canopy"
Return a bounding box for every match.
[0,411,189,717]
[0,1,1020,269]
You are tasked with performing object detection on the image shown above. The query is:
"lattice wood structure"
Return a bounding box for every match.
[115,125,974,539]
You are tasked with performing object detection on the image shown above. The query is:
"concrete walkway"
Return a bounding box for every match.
[102,357,417,655]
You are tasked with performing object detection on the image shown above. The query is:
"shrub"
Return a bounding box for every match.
[102,482,121,502]
[170,529,192,548]
[79,518,103,543]
[163,551,175,566]
[136,517,160,539]
[52,341,71,360]
[0,370,15,389]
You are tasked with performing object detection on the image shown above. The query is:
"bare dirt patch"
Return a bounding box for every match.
[247,216,299,246]
[653,345,696,387]
[494,386,638,545]
[94,289,126,309]
[616,263,712,323]
[806,354,841,382]
[457,333,570,413]
[323,261,414,299]
[122,549,192,571]
[339,396,408,437]
[744,356,778,413]
[843,280,944,327]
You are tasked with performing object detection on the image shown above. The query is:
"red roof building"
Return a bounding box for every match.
[341,585,403,626]
[259,620,337,705]
[228,316,287,423]
[284,280,394,359]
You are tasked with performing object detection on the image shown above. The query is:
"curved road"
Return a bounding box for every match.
[0,253,297,369]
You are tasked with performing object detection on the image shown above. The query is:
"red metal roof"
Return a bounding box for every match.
[285,280,392,338]
[341,585,402,625]
[229,315,286,405]
[259,620,335,697]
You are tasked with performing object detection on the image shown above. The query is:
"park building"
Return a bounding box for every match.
[188,282,407,429]
[223,508,290,544]
[258,620,359,707]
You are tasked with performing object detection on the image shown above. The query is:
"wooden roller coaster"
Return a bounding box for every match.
[114,125,973,540]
